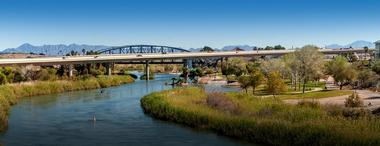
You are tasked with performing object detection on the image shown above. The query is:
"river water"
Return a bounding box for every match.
[0,74,253,146]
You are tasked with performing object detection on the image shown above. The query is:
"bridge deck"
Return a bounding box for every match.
[0,49,371,66]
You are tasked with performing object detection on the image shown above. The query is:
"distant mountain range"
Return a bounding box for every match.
[3,44,258,55]
[2,43,109,55]
[325,40,375,49]
[1,41,376,56]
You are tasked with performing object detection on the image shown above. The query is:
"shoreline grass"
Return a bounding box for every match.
[0,75,134,132]
[141,87,380,146]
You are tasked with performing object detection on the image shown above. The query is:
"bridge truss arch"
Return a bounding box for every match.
[97,45,190,54]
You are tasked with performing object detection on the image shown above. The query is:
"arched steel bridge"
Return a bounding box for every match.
[97,45,190,54]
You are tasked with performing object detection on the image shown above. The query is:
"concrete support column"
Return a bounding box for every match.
[68,64,73,77]
[105,63,112,76]
[183,59,192,69]
[220,57,224,72]
[145,61,150,80]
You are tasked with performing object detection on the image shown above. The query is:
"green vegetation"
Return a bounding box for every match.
[325,56,357,90]
[0,75,134,132]
[266,71,287,97]
[141,87,380,145]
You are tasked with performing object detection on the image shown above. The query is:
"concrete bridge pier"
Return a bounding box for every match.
[220,57,224,72]
[68,64,73,77]
[145,61,150,80]
[183,59,192,69]
[105,63,112,76]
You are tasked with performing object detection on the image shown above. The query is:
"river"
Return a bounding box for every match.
[0,74,253,146]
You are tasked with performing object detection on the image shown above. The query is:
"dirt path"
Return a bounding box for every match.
[284,90,380,110]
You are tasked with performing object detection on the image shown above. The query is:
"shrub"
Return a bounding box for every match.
[345,92,363,107]
[0,72,7,84]
[204,68,214,75]
[342,108,372,119]
[323,104,344,117]
[206,92,240,114]
[297,100,321,109]
[36,69,50,81]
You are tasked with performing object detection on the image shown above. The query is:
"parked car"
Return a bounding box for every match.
[136,54,143,57]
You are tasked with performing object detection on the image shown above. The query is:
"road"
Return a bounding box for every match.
[0,49,370,66]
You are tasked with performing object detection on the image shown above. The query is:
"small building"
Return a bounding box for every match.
[376,40,380,58]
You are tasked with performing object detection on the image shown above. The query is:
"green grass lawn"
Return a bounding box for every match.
[239,82,351,99]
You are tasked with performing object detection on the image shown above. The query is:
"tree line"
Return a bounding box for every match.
[215,45,379,96]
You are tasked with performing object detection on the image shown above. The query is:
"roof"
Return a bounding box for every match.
[375,40,380,44]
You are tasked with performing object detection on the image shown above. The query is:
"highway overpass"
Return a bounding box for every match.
[0,49,371,66]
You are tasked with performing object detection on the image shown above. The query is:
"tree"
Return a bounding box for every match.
[259,59,286,77]
[357,69,379,88]
[189,67,204,80]
[180,67,189,83]
[294,45,324,93]
[264,46,274,50]
[372,60,380,75]
[238,75,251,93]
[200,46,214,52]
[325,56,357,90]
[246,62,260,74]
[221,58,247,77]
[36,69,50,81]
[274,45,286,50]
[283,53,300,90]
[266,72,287,98]
[249,70,264,94]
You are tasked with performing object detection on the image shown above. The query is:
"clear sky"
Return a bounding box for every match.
[0,0,379,50]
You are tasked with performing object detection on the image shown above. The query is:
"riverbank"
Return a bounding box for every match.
[141,87,380,146]
[0,75,134,132]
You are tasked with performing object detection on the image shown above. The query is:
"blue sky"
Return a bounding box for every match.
[0,0,379,50]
